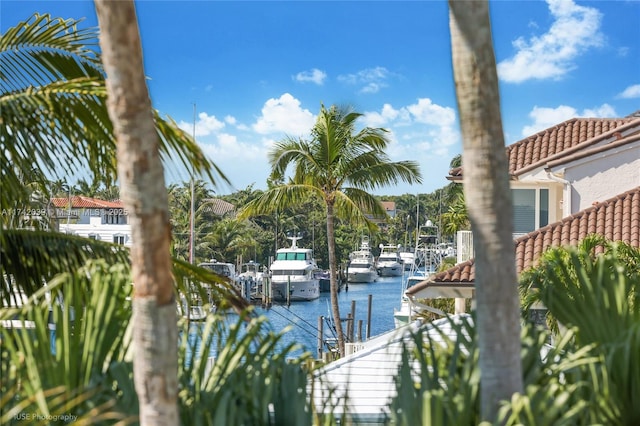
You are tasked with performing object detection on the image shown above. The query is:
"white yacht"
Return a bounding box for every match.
[270,236,320,301]
[376,244,404,277]
[346,237,378,283]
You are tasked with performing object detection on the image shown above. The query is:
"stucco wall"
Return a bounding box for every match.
[565,145,640,212]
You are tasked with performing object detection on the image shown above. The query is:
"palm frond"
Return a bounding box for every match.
[0,229,130,302]
[334,189,383,232]
[522,242,640,424]
[0,260,136,424]
[1,13,227,213]
[178,311,314,425]
[238,184,322,220]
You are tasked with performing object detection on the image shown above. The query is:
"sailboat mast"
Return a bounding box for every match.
[414,194,420,248]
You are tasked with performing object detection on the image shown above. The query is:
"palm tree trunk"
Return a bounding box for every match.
[94,1,178,424]
[448,0,523,422]
[326,201,345,357]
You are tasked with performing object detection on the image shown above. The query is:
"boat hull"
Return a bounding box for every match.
[347,269,378,283]
[272,279,320,301]
[377,263,403,277]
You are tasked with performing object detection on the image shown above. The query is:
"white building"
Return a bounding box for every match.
[51,196,132,247]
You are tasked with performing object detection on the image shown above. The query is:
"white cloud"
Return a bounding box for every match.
[498,0,604,83]
[362,103,403,127]
[616,84,640,99]
[252,93,316,136]
[196,133,270,190]
[582,104,616,118]
[293,68,327,85]
[362,98,460,162]
[178,112,225,137]
[522,104,617,135]
[338,66,391,94]
[172,96,461,195]
[406,98,456,127]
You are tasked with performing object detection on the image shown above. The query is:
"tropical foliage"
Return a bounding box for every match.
[1,252,316,425]
[519,236,640,424]
[390,315,617,425]
[0,13,224,218]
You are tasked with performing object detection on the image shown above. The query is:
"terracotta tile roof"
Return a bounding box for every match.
[408,186,640,292]
[51,196,124,209]
[546,131,640,169]
[515,186,639,271]
[448,117,639,179]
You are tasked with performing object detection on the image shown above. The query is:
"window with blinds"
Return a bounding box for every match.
[512,188,549,234]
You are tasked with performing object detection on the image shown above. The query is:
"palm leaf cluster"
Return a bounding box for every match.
[178,312,314,425]
[390,316,616,425]
[520,236,640,424]
[0,13,225,214]
[246,104,421,229]
[1,251,316,425]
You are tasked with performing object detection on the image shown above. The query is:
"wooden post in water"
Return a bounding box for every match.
[357,320,363,342]
[317,316,324,360]
[366,294,373,339]
[346,313,352,343]
[287,276,291,306]
[350,300,356,343]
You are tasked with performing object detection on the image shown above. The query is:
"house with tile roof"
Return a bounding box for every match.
[409,113,640,304]
[50,196,132,247]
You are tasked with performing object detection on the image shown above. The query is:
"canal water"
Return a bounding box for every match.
[258,275,404,356]
[183,274,405,361]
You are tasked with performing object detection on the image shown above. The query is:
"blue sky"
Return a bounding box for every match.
[3,0,639,195]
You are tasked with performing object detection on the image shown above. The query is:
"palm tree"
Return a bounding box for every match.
[440,192,470,237]
[168,180,219,262]
[239,103,422,356]
[94,2,182,422]
[0,9,225,424]
[449,0,523,421]
[73,178,102,198]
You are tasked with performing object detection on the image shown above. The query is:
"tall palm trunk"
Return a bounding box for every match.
[448,0,523,421]
[94,2,178,424]
[326,201,345,357]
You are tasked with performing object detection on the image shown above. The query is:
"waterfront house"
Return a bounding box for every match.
[50,196,132,247]
[449,114,639,235]
[409,112,640,304]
